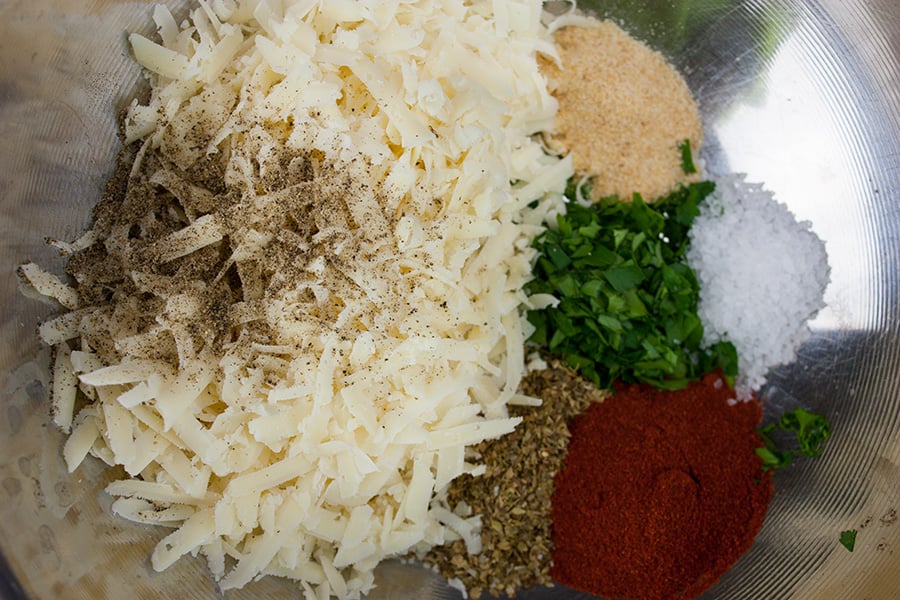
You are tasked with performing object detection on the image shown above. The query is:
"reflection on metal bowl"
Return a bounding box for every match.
[0,1,898,599]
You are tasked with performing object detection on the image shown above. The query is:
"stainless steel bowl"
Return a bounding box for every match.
[1,1,898,598]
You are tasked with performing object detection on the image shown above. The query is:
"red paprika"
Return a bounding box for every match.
[550,372,772,600]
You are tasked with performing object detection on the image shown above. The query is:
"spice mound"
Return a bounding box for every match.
[422,358,606,599]
[542,20,703,201]
[687,174,831,396]
[550,372,772,600]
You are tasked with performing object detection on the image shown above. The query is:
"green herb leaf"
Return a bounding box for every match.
[546,244,571,270]
[779,407,832,457]
[756,445,793,471]
[604,265,645,292]
[700,341,738,387]
[757,407,832,471]
[678,139,697,174]
[839,529,857,552]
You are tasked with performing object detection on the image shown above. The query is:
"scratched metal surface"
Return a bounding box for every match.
[0,1,898,599]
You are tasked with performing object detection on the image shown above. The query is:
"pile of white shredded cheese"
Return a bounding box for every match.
[20,1,572,598]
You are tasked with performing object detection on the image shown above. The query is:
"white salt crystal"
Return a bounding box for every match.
[687,174,830,397]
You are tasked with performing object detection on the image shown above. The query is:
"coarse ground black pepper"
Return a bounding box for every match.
[61,118,397,369]
[421,357,606,599]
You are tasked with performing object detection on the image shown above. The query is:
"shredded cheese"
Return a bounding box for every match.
[23,1,574,598]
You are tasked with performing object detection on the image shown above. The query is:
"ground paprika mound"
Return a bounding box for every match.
[550,371,772,600]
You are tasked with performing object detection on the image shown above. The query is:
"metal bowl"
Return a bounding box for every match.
[1,1,897,598]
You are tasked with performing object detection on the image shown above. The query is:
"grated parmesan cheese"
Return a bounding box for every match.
[21,1,573,598]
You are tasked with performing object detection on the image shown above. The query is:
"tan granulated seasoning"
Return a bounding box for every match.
[543,21,703,201]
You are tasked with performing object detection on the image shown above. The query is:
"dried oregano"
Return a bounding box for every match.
[421,357,606,598]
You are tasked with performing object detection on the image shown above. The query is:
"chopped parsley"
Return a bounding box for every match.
[839,529,857,552]
[757,407,832,471]
[678,139,697,174]
[525,180,737,390]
